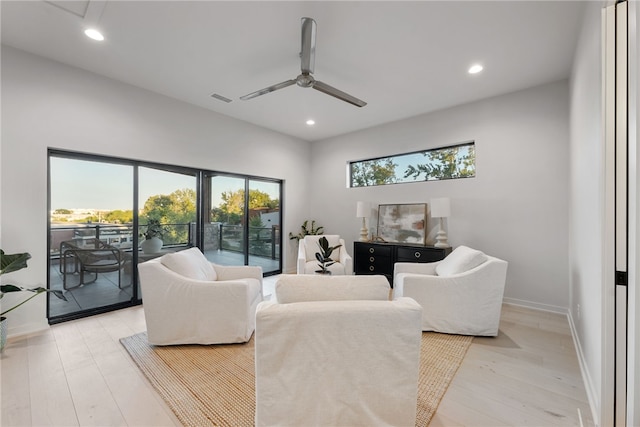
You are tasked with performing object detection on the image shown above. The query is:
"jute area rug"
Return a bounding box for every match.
[121,332,472,427]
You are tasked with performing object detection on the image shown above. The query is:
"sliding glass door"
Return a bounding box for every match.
[204,174,281,274]
[49,156,135,319]
[248,179,280,271]
[136,166,197,299]
[49,150,282,323]
[205,175,246,266]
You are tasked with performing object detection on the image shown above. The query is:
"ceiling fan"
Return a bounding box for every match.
[240,17,367,108]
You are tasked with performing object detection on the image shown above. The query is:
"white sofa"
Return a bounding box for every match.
[255,274,422,426]
[137,247,263,345]
[393,245,508,336]
[297,234,353,275]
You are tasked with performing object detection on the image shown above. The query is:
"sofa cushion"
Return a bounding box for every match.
[275,274,390,303]
[303,235,342,262]
[435,245,487,276]
[161,247,217,281]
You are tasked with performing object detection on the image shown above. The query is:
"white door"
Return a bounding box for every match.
[603,2,636,425]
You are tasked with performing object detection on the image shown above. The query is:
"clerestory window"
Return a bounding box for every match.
[349,142,475,188]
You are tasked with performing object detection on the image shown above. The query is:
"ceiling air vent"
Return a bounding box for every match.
[210,93,232,103]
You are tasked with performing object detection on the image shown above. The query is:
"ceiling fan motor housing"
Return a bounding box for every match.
[296,74,315,88]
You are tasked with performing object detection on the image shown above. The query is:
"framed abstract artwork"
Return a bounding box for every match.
[376,203,427,244]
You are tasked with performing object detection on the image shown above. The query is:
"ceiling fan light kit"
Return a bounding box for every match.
[240,17,367,108]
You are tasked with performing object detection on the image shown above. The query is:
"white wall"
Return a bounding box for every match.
[0,46,311,336]
[569,2,605,423]
[309,80,570,311]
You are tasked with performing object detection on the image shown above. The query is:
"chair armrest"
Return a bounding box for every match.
[297,240,307,274]
[70,246,123,267]
[394,261,439,277]
[140,261,258,305]
[398,258,507,297]
[212,263,263,282]
[339,239,353,275]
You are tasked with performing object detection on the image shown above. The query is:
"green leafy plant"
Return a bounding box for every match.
[315,236,342,275]
[1,250,67,318]
[289,220,324,241]
[140,218,165,240]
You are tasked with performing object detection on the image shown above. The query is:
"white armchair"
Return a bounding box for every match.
[137,247,263,345]
[297,234,353,275]
[255,274,422,426]
[393,245,508,336]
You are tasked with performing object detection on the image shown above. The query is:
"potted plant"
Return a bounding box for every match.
[1,250,67,352]
[289,220,324,241]
[140,219,165,254]
[315,236,342,275]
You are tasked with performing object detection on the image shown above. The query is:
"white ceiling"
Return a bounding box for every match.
[1,1,586,141]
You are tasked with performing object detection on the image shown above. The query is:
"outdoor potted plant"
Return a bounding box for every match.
[315,236,342,275]
[140,219,165,254]
[1,250,67,352]
[289,219,324,241]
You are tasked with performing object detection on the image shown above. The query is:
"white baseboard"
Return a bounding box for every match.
[6,320,50,339]
[567,310,600,427]
[502,297,567,314]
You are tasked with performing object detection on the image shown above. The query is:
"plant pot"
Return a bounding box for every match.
[0,316,7,353]
[141,237,163,254]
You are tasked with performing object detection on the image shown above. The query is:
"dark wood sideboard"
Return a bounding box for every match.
[353,241,452,286]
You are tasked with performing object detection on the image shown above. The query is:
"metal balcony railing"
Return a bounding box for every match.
[50,222,280,260]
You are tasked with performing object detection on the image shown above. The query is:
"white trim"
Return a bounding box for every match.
[569,310,602,427]
[626,1,639,424]
[603,5,617,426]
[503,297,567,315]
[6,320,50,339]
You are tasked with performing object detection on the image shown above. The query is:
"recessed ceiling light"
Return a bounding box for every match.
[468,64,483,74]
[306,119,315,126]
[84,28,104,41]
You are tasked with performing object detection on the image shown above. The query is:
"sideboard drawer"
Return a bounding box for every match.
[355,243,393,257]
[354,242,393,279]
[362,256,392,273]
[396,246,448,263]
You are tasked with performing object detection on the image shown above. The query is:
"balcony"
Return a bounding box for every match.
[49,223,280,319]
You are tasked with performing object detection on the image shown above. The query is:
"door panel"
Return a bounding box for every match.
[205,175,247,266]
[49,156,134,319]
[204,174,282,274]
[137,166,197,300]
[248,179,281,274]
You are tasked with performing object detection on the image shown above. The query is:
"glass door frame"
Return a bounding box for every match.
[201,171,283,276]
[48,149,282,324]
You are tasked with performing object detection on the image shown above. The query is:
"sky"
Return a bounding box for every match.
[50,157,279,211]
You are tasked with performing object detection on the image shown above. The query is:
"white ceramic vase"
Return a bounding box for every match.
[0,317,7,353]
[141,237,163,254]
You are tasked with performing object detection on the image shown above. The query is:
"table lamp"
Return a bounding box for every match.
[430,197,451,248]
[356,201,370,241]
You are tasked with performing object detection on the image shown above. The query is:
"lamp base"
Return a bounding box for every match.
[434,229,449,248]
[359,227,369,242]
[359,217,369,241]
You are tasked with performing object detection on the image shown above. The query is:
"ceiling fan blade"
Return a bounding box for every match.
[240,79,296,100]
[313,80,367,107]
[300,17,316,75]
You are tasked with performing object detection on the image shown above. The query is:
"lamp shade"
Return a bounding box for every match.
[430,197,451,218]
[356,201,370,218]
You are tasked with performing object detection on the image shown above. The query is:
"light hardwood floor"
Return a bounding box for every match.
[2,279,594,426]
